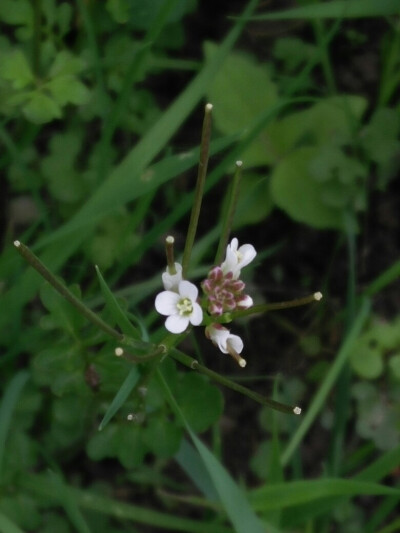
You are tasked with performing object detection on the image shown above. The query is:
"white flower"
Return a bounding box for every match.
[205,324,246,367]
[221,238,256,279]
[162,262,183,292]
[236,294,253,309]
[155,280,203,334]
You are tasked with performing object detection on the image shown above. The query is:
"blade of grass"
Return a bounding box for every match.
[0,371,29,480]
[175,439,219,502]
[279,443,400,525]
[249,478,400,512]
[247,0,400,20]
[327,214,357,476]
[95,265,140,339]
[21,473,232,533]
[48,471,92,533]
[157,368,276,533]
[281,297,371,466]
[98,367,140,431]
[0,512,24,533]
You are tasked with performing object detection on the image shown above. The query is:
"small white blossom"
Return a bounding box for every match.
[236,294,253,309]
[221,238,256,279]
[205,324,246,367]
[155,280,203,334]
[162,262,183,292]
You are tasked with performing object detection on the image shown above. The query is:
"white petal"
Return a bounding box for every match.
[165,314,189,333]
[162,263,182,291]
[227,334,243,354]
[238,244,256,267]
[179,280,198,301]
[189,303,203,326]
[237,295,253,308]
[155,291,179,316]
[229,238,239,253]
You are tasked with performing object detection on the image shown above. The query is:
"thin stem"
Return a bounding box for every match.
[181,103,213,277]
[231,292,323,320]
[32,0,41,76]
[14,240,123,342]
[214,160,243,266]
[169,348,301,415]
[115,346,165,363]
[165,235,177,274]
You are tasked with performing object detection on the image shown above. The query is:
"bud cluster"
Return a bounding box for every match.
[202,266,252,316]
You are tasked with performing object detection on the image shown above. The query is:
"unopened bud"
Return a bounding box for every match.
[314,292,323,301]
[115,347,124,357]
[293,406,302,415]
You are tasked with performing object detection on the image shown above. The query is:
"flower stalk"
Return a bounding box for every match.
[169,348,301,415]
[214,160,243,266]
[181,103,213,277]
[14,240,123,342]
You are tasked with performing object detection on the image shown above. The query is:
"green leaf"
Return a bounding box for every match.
[205,41,278,166]
[250,0,400,20]
[22,91,61,124]
[143,416,182,458]
[40,281,85,335]
[232,174,274,228]
[48,50,86,77]
[40,130,86,204]
[99,367,141,430]
[270,146,344,229]
[106,0,131,23]
[47,76,90,106]
[361,107,400,165]
[350,334,384,379]
[249,478,400,511]
[0,371,29,480]
[177,373,224,433]
[33,346,86,396]
[388,354,400,380]
[95,265,140,338]
[0,49,33,89]
[0,511,25,533]
[115,424,146,468]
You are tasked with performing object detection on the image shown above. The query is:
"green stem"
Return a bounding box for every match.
[14,240,123,342]
[32,0,41,76]
[182,103,213,277]
[328,214,357,475]
[231,292,323,320]
[313,19,336,94]
[214,160,242,265]
[169,348,300,415]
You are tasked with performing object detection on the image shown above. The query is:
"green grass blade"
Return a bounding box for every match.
[48,470,92,533]
[95,265,140,339]
[0,512,24,533]
[249,0,400,20]
[355,443,400,482]
[0,371,29,480]
[21,473,232,533]
[157,369,275,533]
[281,297,371,466]
[98,367,140,431]
[249,478,400,511]
[175,439,219,502]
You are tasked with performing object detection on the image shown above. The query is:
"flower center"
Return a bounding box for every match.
[177,297,193,316]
